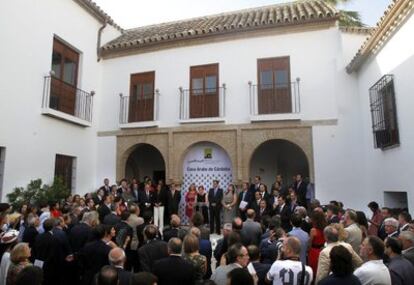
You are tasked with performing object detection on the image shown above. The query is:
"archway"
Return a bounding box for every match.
[249,139,309,189]
[125,143,166,183]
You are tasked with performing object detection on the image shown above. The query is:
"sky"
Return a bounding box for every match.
[93,0,393,29]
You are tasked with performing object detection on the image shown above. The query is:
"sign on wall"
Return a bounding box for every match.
[179,142,233,224]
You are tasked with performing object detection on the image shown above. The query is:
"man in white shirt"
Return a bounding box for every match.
[266,236,313,285]
[354,236,391,285]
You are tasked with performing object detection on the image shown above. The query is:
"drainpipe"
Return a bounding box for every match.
[97,19,108,62]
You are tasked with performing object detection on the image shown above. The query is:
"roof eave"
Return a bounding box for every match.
[101,17,338,59]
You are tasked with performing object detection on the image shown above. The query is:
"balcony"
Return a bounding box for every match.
[249,78,301,122]
[119,90,160,128]
[179,84,226,123]
[42,76,94,127]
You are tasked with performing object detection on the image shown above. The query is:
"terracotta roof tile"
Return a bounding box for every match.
[102,0,338,55]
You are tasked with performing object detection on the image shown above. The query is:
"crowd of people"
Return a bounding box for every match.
[0,174,413,285]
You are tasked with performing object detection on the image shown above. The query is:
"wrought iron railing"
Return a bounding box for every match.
[119,89,160,124]
[248,78,300,116]
[179,84,226,120]
[42,76,94,122]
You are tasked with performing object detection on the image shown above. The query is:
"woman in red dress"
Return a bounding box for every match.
[185,184,197,219]
[308,210,327,279]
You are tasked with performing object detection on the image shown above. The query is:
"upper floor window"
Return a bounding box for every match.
[189,63,219,118]
[369,74,399,149]
[129,71,155,122]
[52,38,79,86]
[49,38,80,116]
[257,57,291,114]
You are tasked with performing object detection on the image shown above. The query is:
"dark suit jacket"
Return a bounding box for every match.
[166,189,181,216]
[69,222,94,254]
[115,267,133,285]
[295,181,308,206]
[103,213,121,226]
[328,215,340,224]
[388,255,414,285]
[138,239,168,272]
[163,227,179,242]
[256,208,271,223]
[153,255,195,285]
[79,240,111,285]
[208,188,223,208]
[403,247,414,267]
[22,225,38,252]
[140,190,156,209]
[238,191,253,207]
[97,203,111,222]
[252,261,271,285]
[274,204,292,232]
[34,231,61,285]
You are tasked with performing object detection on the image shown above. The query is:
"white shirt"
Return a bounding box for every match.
[0,252,11,285]
[267,259,313,285]
[354,259,391,285]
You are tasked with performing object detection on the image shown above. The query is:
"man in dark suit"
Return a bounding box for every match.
[138,225,168,272]
[208,180,223,234]
[294,174,307,207]
[249,176,262,195]
[108,248,132,285]
[78,224,113,285]
[97,195,112,223]
[247,245,271,285]
[100,178,111,195]
[327,205,340,224]
[400,231,414,266]
[153,238,195,285]
[238,182,252,221]
[163,214,181,242]
[69,211,97,254]
[385,237,414,284]
[274,195,292,232]
[140,183,156,216]
[33,218,61,285]
[166,183,181,218]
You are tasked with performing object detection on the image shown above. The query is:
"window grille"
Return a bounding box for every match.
[369,74,399,149]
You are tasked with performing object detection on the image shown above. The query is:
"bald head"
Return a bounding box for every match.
[108,247,126,266]
[284,236,301,257]
[246,209,256,219]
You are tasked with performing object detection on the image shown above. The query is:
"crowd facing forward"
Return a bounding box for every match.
[0,174,414,285]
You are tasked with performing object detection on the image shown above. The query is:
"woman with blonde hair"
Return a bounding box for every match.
[331,223,347,241]
[6,243,32,285]
[182,234,207,281]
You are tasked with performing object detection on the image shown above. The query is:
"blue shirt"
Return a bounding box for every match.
[288,227,309,264]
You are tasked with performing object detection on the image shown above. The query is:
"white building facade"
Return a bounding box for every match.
[0,0,413,213]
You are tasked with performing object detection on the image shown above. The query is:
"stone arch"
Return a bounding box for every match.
[241,127,314,184]
[171,132,237,183]
[249,139,310,188]
[117,134,169,182]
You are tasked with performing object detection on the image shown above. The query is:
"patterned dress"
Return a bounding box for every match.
[183,254,207,280]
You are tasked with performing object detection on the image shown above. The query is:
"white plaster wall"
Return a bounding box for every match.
[355,11,414,214]
[99,27,343,131]
[0,0,118,200]
[311,30,368,210]
[96,136,117,187]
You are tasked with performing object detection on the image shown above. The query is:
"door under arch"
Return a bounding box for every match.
[249,139,309,188]
[125,143,166,183]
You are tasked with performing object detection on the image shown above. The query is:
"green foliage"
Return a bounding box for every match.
[323,0,365,27]
[7,177,70,209]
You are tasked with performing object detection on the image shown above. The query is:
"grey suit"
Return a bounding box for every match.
[403,247,414,267]
[241,218,262,246]
[210,263,241,285]
[388,255,414,285]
